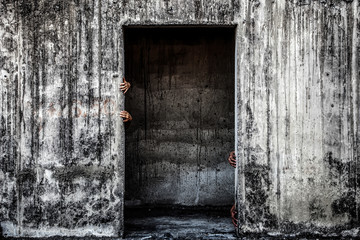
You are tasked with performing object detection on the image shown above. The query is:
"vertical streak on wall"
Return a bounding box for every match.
[352,2,360,223]
[235,1,244,230]
[15,1,22,234]
[0,0,19,235]
[234,23,242,230]
[116,12,126,238]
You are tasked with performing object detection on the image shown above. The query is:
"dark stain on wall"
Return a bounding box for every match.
[324,151,358,222]
[17,169,36,197]
[309,198,326,221]
[53,166,114,183]
[194,0,201,19]
[243,161,277,229]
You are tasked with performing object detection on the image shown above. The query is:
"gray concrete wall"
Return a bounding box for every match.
[0,0,359,238]
[124,27,235,206]
[0,0,125,237]
[235,0,360,236]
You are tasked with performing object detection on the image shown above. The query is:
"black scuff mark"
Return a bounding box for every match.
[97,0,103,166]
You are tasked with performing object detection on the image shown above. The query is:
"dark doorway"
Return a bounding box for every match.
[124,27,235,237]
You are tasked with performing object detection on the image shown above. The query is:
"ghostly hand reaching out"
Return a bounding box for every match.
[228,151,236,168]
[120,77,131,94]
[120,111,132,122]
[230,204,238,227]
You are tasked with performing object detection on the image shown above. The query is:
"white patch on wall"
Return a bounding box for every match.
[1,221,17,237]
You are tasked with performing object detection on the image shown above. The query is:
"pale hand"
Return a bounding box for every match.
[230,204,238,227]
[120,111,132,122]
[120,77,131,94]
[228,151,236,168]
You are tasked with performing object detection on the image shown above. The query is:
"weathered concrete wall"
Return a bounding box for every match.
[124,27,235,206]
[1,0,125,237]
[236,0,360,237]
[0,0,18,234]
[1,0,359,238]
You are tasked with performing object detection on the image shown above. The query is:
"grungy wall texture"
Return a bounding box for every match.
[0,0,18,235]
[124,27,235,206]
[0,0,359,238]
[0,0,125,237]
[236,0,360,237]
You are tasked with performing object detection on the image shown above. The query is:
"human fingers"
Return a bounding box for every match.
[231,211,238,220]
[230,205,237,216]
[121,114,130,119]
[124,88,128,94]
[228,156,236,166]
[232,219,238,227]
[120,111,127,117]
[230,205,238,227]
[228,156,233,165]
[230,204,235,213]
[120,111,132,121]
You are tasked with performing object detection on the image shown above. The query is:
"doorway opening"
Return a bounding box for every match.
[124,26,236,238]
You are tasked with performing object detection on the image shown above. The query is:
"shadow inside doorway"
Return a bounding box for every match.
[124,27,236,238]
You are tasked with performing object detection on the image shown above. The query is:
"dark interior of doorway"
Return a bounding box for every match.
[124,27,235,238]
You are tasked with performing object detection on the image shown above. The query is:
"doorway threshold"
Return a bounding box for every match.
[124,205,237,239]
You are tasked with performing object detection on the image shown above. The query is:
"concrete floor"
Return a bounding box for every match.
[6,207,348,240]
[124,206,237,239]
